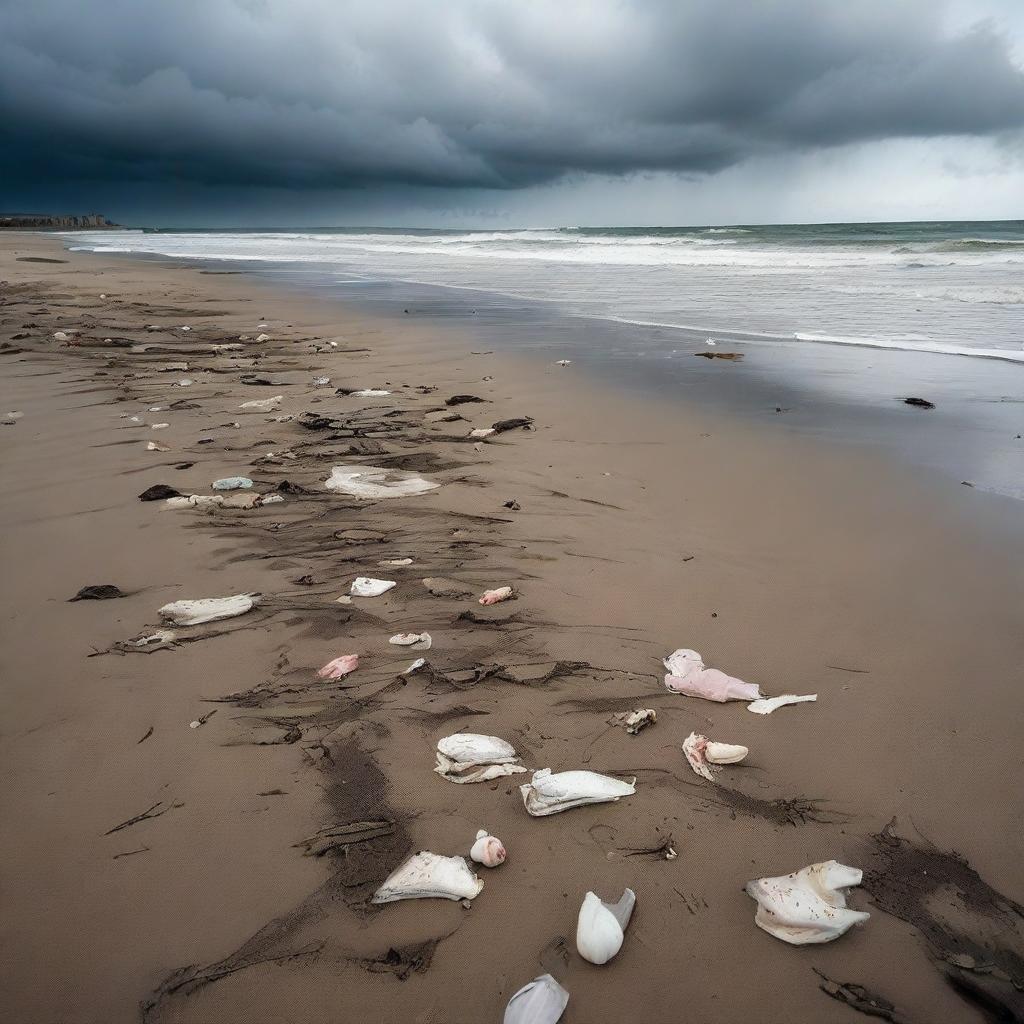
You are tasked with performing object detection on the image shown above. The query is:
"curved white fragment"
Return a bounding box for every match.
[389,632,432,650]
[520,769,635,817]
[576,889,635,965]
[503,974,569,1024]
[325,464,439,499]
[435,733,527,784]
[239,395,283,411]
[663,648,761,702]
[747,693,817,715]
[350,577,396,598]
[705,742,748,764]
[371,851,482,903]
[683,733,749,781]
[158,593,259,626]
[403,657,426,674]
[745,860,870,945]
[351,388,391,397]
[470,829,506,867]
[165,494,225,510]
[479,586,514,605]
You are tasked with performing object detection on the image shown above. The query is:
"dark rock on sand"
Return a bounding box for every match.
[138,484,182,501]
[445,394,485,406]
[69,584,125,601]
[902,397,935,409]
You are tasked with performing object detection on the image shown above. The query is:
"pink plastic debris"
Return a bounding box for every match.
[663,649,761,702]
[479,586,514,606]
[317,654,359,680]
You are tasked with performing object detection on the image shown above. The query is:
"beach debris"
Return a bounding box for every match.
[503,974,569,1024]
[255,333,270,342]
[165,494,225,509]
[312,376,331,386]
[325,464,439,499]
[470,830,506,867]
[422,577,475,598]
[174,378,193,387]
[239,395,283,411]
[158,593,260,626]
[379,557,413,567]
[435,733,527,784]
[2,410,24,425]
[577,889,636,965]
[814,970,905,1024]
[503,499,522,511]
[53,331,71,342]
[259,493,285,506]
[492,417,534,433]
[317,654,359,680]
[705,337,717,346]
[222,492,259,509]
[556,359,572,366]
[371,851,483,904]
[745,861,870,945]
[189,710,217,730]
[695,351,744,361]
[138,484,183,502]
[404,657,427,674]
[146,441,171,451]
[350,577,396,598]
[901,397,935,409]
[446,394,485,406]
[611,708,657,735]
[150,422,169,430]
[389,632,432,650]
[682,732,748,782]
[180,325,191,332]
[747,694,817,715]
[69,584,124,602]
[520,769,636,816]
[663,648,762,702]
[212,476,253,491]
[118,629,177,652]
[424,410,465,424]
[479,586,514,606]
[104,799,182,836]
[350,388,391,397]
[469,428,496,439]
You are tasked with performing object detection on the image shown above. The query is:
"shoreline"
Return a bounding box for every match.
[2,232,1022,1023]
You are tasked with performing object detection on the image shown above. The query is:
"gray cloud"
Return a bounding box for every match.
[2,0,1023,209]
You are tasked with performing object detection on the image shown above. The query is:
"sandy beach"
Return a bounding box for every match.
[2,232,1023,1024]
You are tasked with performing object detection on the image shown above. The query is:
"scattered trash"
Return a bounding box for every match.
[371,851,483,903]
[317,654,359,680]
[901,397,935,409]
[174,378,193,387]
[503,499,522,510]
[556,359,572,366]
[325,464,439,499]
[350,388,391,397]
[695,352,744,361]
[446,395,485,406]
[747,694,817,715]
[146,441,171,452]
[577,889,636,965]
[255,333,270,342]
[404,657,426,674]
[138,484,182,501]
[814,970,904,1023]
[379,557,413,567]
[69,584,124,602]
[150,423,169,430]
[492,417,534,433]
[520,769,636,816]
[239,395,283,411]
[682,732,749,782]
[350,577,396,598]
[423,577,475,598]
[663,649,762,702]
[424,410,465,424]
[212,476,253,491]
[180,326,191,332]
[469,428,496,439]
[165,494,225,509]
[119,629,177,651]
[158,593,260,626]
[705,338,717,346]
[259,493,285,505]
[503,974,569,1024]
[189,710,217,730]
[435,733,527,784]
[479,586,514,606]
[470,829,506,867]
[389,632,432,650]
[2,410,23,425]
[611,708,657,735]
[312,376,331,386]
[53,331,71,342]
[745,861,869,945]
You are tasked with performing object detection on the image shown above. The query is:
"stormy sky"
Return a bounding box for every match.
[2,0,1023,226]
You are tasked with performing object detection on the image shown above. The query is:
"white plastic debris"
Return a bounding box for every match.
[371,852,483,904]
[239,395,283,411]
[520,769,636,816]
[350,388,390,397]
[479,586,514,606]
[379,557,413,567]
[255,333,270,342]
[556,359,572,366]
[470,428,495,439]
[350,577,396,598]
[682,732,748,782]
[53,331,70,342]
[174,378,193,387]
[212,477,253,491]
[165,494,225,510]
[747,693,817,715]
[576,889,635,965]
[312,376,331,386]
[317,654,359,680]
[258,493,285,505]
[503,975,569,1024]
[147,441,171,452]
[404,657,426,674]
[663,648,761,702]
[612,709,656,735]
[435,733,527,784]
[325,464,439,499]
[151,423,169,430]
[2,411,24,424]
[158,593,259,626]
[745,861,870,945]
[470,830,506,867]
[180,325,191,331]
[706,337,717,346]
[99,293,107,299]
[389,632,432,650]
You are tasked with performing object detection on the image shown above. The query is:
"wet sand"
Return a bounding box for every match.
[1,232,1022,1024]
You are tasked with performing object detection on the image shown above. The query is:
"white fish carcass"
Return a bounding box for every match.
[371,851,482,903]
[520,769,635,816]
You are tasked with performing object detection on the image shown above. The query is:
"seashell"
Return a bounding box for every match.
[520,769,636,816]
[317,654,359,680]
[239,395,283,411]
[158,593,259,626]
[682,732,748,781]
[479,586,514,606]
[350,389,390,397]
[470,829,506,867]
[503,974,569,1024]
[745,860,869,945]
[747,693,817,715]
[389,632,432,650]
[212,477,253,491]
[576,889,635,965]
[663,648,761,702]
[371,851,482,903]
[706,741,748,764]
[350,577,396,598]
[325,464,439,499]
[435,733,527,784]
[165,494,225,509]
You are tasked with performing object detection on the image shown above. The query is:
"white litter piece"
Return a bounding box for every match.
[612,709,657,735]
[556,359,572,366]
[99,294,107,299]
[212,477,253,491]
[53,331,71,341]
[147,441,170,452]
[148,406,164,412]
[470,830,506,867]
[312,376,331,386]
[576,889,635,965]
[239,395,283,412]
[435,733,527,784]
[325,464,438,499]
[520,769,635,816]
[350,388,390,397]
[317,654,359,680]
[258,493,285,505]
[379,557,413,567]
[257,323,269,329]
[745,861,870,945]
[189,720,202,729]
[255,333,270,342]
[2,411,24,424]
[328,340,338,347]
[389,632,432,650]
[180,325,191,331]
[158,593,259,626]
[682,732,748,782]
[174,379,193,387]
[747,694,817,715]
[470,428,495,439]
[123,629,176,649]
[151,423,169,430]
[706,337,717,346]
[165,494,225,510]
[371,851,482,904]
[504,974,569,1024]
[350,577,396,598]
[663,648,762,702]
[479,586,514,606]
[404,657,426,674]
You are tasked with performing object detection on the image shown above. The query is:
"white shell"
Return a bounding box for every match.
[350,577,396,597]
[470,829,506,867]
[389,632,432,650]
[520,769,636,816]
[503,974,569,1024]
[239,395,283,411]
[371,851,482,903]
[745,860,870,945]
[747,693,817,715]
[576,889,635,965]
[435,733,527,784]
[324,464,439,499]
[706,742,748,764]
[158,593,259,626]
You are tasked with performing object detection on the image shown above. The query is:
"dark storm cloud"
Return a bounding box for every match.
[2,0,1023,198]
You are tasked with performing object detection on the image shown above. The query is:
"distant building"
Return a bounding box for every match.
[0,214,119,230]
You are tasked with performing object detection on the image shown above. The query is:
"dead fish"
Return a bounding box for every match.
[371,851,483,903]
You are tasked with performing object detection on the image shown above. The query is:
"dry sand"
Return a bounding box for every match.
[1,233,1022,1024]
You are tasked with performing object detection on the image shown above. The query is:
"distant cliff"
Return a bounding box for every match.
[0,214,119,230]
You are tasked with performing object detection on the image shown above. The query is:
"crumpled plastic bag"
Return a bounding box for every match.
[663,649,761,702]
[434,733,528,784]
[520,769,635,816]
[371,851,482,903]
[325,464,438,499]
[158,593,260,626]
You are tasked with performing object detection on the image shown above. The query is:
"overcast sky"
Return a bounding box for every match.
[2,0,1023,226]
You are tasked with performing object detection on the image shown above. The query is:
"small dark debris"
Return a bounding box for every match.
[902,397,935,409]
[695,351,744,361]
[291,574,321,586]
[16,256,68,264]
[446,394,485,406]
[175,462,194,470]
[492,417,534,433]
[814,969,905,1023]
[138,484,182,501]
[277,480,313,495]
[69,584,124,601]
[503,499,521,510]
[137,726,154,744]
[257,789,287,797]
